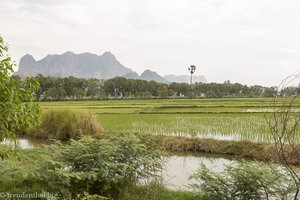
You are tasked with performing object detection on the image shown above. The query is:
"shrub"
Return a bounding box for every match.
[0,135,163,199]
[190,161,296,200]
[27,109,103,140]
[0,36,40,141]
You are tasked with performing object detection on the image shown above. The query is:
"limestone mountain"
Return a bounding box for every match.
[15,51,133,79]
[15,51,207,84]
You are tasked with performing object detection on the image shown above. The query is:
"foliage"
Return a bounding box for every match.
[190,161,296,200]
[121,181,202,200]
[0,135,163,199]
[27,109,103,140]
[76,192,108,200]
[15,73,298,100]
[157,85,169,98]
[0,145,50,193]
[0,36,40,141]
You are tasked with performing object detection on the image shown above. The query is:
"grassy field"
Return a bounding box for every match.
[39,98,300,143]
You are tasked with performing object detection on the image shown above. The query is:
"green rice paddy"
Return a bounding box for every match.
[39,98,300,142]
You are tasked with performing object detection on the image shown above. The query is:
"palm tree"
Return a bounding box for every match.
[188,65,196,100]
[188,65,196,85]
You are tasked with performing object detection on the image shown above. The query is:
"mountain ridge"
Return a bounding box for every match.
[15,51,207,84]
[15,51,133,79]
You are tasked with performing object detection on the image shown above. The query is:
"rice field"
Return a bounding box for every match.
[39,98,300,143]
[96,114,275,142]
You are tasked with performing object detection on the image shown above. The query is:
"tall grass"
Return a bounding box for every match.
[27,109,103,140]
[79,113,104,136]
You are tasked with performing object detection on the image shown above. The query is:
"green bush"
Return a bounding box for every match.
[0,135,163,199]
[190,161,296,200]
[0,35,40,141]
[27,109,103,140]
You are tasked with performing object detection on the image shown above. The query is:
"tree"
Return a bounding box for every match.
[0,36,40,141]
[158,85,168,98]
[188,65,196,85]
[86,78,101,98]
[263,87,276,97]
[188,65,196,100]
[46,87,59,99]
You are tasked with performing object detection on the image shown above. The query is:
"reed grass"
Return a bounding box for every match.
[27,109,103,140]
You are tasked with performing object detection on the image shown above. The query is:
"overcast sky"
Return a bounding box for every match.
[1,0,300,86]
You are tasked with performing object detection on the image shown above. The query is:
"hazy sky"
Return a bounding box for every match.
[1,0,300,86]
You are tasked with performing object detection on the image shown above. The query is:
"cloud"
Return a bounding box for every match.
[1,0,300,86]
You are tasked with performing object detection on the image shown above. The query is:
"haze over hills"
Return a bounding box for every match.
[164,74,207,84]
[15,51,133,79]
[123,70,169,83]
[15,51,207,84]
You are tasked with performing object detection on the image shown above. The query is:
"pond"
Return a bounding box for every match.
[1,137,50,149]
[160,153,235,190]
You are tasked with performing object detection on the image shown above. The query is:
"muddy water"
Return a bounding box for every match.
[1,137,50,149]
[161,153,235,190]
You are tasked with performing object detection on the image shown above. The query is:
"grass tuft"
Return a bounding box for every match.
[27,109,103,140]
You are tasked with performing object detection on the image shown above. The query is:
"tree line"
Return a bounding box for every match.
[12,74,300,100]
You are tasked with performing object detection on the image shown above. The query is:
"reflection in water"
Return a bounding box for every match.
[161,132,275,143]
[2,139,34,149]
[1,138,49,149]
[194,133,239,141]
[161,154,235,190]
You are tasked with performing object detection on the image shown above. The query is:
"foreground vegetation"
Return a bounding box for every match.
[191,161,299,200]
[121,183,200,200]
[0,135,163,199]
[2,133,300,199]
[0,36,40,141]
